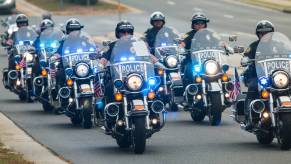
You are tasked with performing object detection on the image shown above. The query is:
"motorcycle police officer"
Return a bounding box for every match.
[243,20,275,129]
[144,11,166,53]
[7,14,30,70]
[180,12,209,87]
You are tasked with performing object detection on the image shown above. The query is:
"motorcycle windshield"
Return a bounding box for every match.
[14,27,38,46]
[255,32,291,79]
[190,28,227,66]
[62,31,97,68]
[110,35,155,82]
[154,27,179,59]
[39,27,64,56]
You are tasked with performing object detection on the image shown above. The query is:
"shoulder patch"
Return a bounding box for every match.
[245,47,251,54]
[182,34,189,39]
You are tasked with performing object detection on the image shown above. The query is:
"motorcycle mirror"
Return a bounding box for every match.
[229,35,238,42]
[234,46,245,54]
[240,56,249,67]
[222,64,230,73]
[102,40,111,46]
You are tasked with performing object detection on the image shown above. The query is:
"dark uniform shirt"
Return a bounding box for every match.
[144,27,160,52]
[244,40,259,78]
[182,30,197,50]
[102,41,116,61]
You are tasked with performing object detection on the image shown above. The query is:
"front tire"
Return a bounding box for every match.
[278,114,291,150]
[116,136,131,148]
[169,101,179,112]
[133,117,146,154]
[256,131,274,145]
[209,93,222,126]
[41,91,54,112]
[191,107,206,122]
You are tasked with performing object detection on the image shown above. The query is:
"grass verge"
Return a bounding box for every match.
[240,0,291,13]
[0,143,33,164]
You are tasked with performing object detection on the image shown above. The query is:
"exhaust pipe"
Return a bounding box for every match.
[33,76,44,87]
[58,87,70,99]
[105,103,119,117]
[8,70,18,80]
[151,100,165,113]
[250,99,265,113]
[186,84,198,96]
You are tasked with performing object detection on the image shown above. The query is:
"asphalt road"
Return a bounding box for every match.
[1,0,291,164]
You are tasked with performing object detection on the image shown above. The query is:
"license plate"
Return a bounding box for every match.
[133,100,144,110]
[27,67,32,75]
[80,84,92,93]
[170,72,181,81]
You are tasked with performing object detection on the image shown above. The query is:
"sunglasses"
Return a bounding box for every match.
[194,21,206,25]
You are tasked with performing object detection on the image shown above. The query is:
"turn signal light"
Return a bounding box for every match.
[158,69,164,76]
[195,76,202,83]
[67,79,73,87]
[221,74,228,82]
[261,90,269,99]
[41,69,47,77]
[114,93,123,101]
[15,64,21,70]
[148,91,155,100]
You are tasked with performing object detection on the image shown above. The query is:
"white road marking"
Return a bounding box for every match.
[167,1,176,5]
[224,14,234,19]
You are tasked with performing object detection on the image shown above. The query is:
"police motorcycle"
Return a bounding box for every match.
[33,27,64,112]
[61,31,99,129]
[184,29,234,126]
[1,16,18,54]
[3,27,38,102]
[233,32,291,150]
[104,36,166,154]
[154,27,184,111]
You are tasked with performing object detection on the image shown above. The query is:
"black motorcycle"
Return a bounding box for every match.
[60,30,99,129]
[233,32,291,150]
[154,26,184,111]
[104,36,166,154]
[184,29,234,126]
[3,27,38,102]
[33,27,64,112]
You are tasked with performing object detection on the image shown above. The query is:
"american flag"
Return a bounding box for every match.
[94,76,104,98]
[230,67,241,100]
[19,58,26,68]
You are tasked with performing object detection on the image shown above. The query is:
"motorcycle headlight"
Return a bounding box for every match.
[165,55,178,68]
[75,63,89,77]
[204,60,219,75]
[25,53,34,62]
[272,71,289,89]
[126,74,143,91]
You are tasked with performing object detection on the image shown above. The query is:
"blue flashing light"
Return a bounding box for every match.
[129,57,135,61]
[114,80,123,88]
[77,48,83,53]
[64,49,70,54]
[89,47,95,52]
[148,78,156,86]
[194,65,201,72]
[161,43,166,46]
[120,57,127,61]
[40,43,45,48]
[51,42,58,49]
[259,76,269,88]
[30,41,34,45]
[289,54,291,58]
[65,68,74,77]
[19,41,24,45]
[95,100,104,110]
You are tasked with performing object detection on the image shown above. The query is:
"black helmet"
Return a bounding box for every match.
[150,11,165,26]
[16,14,29,27]
[42,13,52,20]
[256,20,274,37]
[65,18,84,34]
[115,20,134,38]
[191,12,209,27]
[40,19,54,32]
